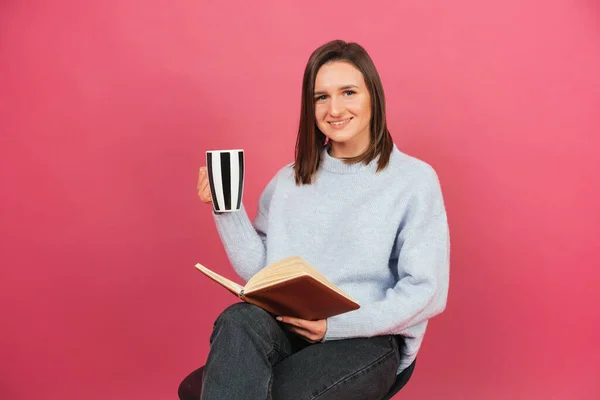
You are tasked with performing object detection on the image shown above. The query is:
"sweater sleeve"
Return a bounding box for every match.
[212,174,277,283]
[323,170,450,340]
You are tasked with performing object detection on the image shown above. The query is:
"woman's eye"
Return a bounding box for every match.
[343,90,355,96]
[315,95,327,101]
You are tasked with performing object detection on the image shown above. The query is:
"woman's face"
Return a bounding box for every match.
[313,61,372,157]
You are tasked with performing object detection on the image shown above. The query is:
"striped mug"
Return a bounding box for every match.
[205,149,245,212]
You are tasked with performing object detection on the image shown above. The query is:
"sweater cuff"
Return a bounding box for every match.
[322,313,364,341]
[212,204,256,247]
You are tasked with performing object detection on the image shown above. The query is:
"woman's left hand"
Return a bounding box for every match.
[277,316,327,343]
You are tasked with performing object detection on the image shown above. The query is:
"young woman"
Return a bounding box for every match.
[195,40,450,400]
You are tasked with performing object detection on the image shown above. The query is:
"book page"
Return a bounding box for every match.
[195,263,244,296]
[245,256,353,300]
[245,256,301,291]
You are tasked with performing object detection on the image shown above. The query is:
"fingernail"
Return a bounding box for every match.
[276,317,282,321]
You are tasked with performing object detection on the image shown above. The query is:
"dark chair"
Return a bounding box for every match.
[178,359,416,400]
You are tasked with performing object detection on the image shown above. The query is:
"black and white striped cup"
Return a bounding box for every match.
[206,149,245,212]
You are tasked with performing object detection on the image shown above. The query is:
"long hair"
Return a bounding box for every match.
[294,40,393,185]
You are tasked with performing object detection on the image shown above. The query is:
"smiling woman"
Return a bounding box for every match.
[193,39,450,400]
[294,40,394,185]
[313,62,372,158]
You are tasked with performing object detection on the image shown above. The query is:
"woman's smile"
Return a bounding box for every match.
[328,118,352,129]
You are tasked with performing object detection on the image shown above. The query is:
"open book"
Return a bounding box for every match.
[194,256,360,320]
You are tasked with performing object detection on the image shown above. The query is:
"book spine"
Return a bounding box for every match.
[238,289,245,299]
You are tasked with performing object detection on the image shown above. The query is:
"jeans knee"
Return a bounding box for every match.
[215,302,271,328]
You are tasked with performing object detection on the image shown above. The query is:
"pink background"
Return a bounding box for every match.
[1,1,599,399]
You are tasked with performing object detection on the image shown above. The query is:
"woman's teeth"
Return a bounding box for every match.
[329,119,351,127]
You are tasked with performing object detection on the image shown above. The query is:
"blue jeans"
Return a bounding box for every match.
[201,303,403,400]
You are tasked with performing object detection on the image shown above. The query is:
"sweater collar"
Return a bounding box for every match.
[319,144,382,174]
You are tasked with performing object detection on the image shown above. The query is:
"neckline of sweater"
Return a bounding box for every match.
[320,144,396,174]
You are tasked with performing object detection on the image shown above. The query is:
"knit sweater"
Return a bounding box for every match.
[212,144,450,373]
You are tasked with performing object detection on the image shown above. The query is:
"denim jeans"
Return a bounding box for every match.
[201,303,403,400]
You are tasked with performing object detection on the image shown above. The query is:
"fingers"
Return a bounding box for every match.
[276,316,326,343]
[198,177,209,194]
[277,316,306,329]
[197,167,207,188]
[286,325,319,343]
[198,188,212,204]
[197,166,213,204]
[199,187,212,202]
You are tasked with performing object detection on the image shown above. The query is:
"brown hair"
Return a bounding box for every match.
[293,40,393,185]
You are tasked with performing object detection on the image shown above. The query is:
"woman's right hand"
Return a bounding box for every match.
[197,167,213,206]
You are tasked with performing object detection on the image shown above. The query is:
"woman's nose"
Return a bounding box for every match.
[328,97,344,117]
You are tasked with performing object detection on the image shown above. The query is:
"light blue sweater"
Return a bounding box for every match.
[212,144,450,373]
